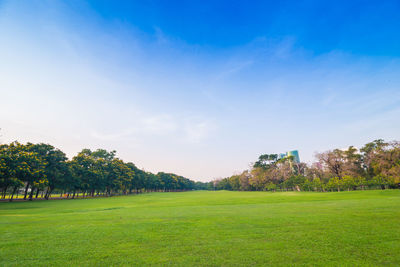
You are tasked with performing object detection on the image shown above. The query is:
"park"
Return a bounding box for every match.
[1,190,399,266]
[1,1,400,266]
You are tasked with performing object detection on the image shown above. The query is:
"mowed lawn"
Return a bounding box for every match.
[1,190,400,266]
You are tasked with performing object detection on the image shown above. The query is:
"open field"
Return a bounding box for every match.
[1,190,400,266]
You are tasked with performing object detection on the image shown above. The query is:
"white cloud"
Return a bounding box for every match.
[140,114,177,134]
[183,118,215,144]
[89,114,216,145]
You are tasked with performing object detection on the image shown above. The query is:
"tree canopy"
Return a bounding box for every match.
[0,142,207,201]
[214,140,400,192]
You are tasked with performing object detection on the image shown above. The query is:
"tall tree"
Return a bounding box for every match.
[3,142,46,201]
[316,149,345,178]
[28,143,68,199]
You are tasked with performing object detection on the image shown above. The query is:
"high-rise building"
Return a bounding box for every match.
[278,153,286,160]
[286,150,300,163]
[278,150,300,163]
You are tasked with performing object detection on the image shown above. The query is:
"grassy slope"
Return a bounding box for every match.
[1,190,399,266]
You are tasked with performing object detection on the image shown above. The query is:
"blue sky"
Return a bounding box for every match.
[1,0,400,181]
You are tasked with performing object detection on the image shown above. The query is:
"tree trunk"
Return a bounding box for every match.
[23,182,30,200]
[35,188,40,198]
[45,188,53,200]
[28,186,34,201]
[9,187,18,202]
[44,187,50,199]
[2,185,8,199]
[72,191,76,199]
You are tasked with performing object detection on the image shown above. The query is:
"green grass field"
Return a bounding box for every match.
[1,190,400,266]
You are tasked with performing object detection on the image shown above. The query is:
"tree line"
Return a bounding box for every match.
[213,139,400,192]
[0,142,207,201]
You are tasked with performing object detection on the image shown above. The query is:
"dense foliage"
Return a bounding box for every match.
[0,142,204,201]
[214,139,400,192]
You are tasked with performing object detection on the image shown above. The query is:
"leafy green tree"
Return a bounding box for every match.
[360,139,386,178]
[109,158,134,194]
[0,144,13,198]
[354,176,366,190]
[0,144,25,199]
[253,154,278,169]
[312,177,323,191]
[341,175,356,191]
[9,142,47,200]
[125,162,143,193]
[28,143,69,199]
[265,182,277,192]
[71,149,96,197]
[0,143,46,200]
[228,175,241,191]
[326,177,340,192]
[64,161,81,198]
[302,179,313,191]
[1,144,24,200]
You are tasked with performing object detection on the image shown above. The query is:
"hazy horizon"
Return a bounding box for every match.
[1,0,400,181]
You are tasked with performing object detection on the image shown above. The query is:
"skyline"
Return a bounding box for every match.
[1,0,400,181]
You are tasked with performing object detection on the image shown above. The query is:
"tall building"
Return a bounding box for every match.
[278,153,286,160]
[287,150,300,163]
[278,150,300,163]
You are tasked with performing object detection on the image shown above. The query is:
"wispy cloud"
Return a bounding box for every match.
[90,113,216,145]
[214,60,254,80]
[183,117,216,144]
[141,114,177,134]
